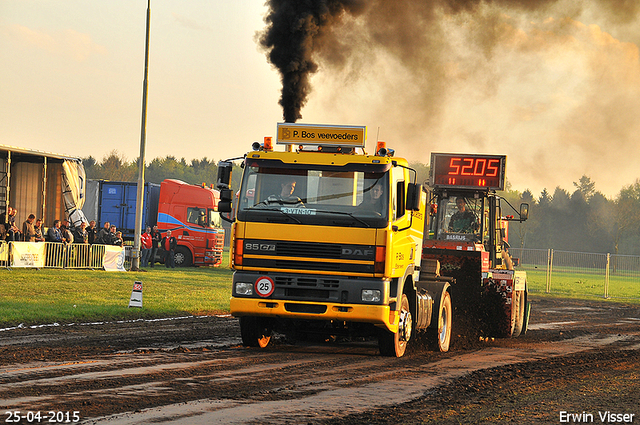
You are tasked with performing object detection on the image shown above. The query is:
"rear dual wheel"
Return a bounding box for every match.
[428,290,452,352]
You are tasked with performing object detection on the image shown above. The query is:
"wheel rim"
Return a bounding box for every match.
[439,305,449,344]
[438,294,452,350]
[399,309,412,342]
[174,252,184,264]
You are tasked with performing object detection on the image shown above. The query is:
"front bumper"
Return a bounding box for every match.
[230,297,398,332]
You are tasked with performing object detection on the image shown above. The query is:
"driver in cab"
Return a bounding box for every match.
[359,181,385,214]
[279,178,296,199]
[448,197,478,233]
[265,177,303,206]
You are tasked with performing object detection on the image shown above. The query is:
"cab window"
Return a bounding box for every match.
[391,166,405,221]
[187,207,206,226]
[436,196,483,242]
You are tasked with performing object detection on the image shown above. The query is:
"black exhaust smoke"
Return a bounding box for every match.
[260,0,631,125]
[259,0,365,123]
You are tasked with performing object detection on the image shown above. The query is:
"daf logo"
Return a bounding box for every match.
[342,248,373,257]
[245,243,276,252]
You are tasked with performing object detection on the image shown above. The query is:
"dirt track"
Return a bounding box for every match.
[1,296,639,424]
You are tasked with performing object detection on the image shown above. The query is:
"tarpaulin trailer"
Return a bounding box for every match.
[0,144,87,232]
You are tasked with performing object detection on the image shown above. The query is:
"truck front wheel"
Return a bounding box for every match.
[378,293,412,357]
[174,247,192,267]
[239,316,272,348]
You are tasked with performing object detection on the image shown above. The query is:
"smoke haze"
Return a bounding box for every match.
[259,0,640,197]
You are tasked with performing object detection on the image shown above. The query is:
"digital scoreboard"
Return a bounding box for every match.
[430,153,506,190]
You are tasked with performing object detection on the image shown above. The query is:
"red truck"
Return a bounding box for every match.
[156,179,224,267]
[85,178,224,267]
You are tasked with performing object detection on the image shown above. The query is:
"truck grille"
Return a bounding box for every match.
[277,241,342,258]
[243,239,375,274]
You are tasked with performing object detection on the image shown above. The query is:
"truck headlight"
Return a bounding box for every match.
[361,289,381,302]
[235,282,254,295]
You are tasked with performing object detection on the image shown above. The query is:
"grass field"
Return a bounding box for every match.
[0,266,234,327]
[523,268,640,300]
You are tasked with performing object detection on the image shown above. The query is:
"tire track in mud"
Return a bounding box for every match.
[1,333,636,424]
[0,297,638,424]
[82,334,638,424]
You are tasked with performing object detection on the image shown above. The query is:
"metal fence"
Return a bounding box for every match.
[0,241,131,270]
[510,248,640,300]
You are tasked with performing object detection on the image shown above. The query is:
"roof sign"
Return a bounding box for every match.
[276,123,366,148]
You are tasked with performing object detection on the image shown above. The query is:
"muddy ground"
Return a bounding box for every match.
[0,295,639,424]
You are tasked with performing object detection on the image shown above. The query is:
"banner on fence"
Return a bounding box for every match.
[103,246,126,272]
[0,242,8,263]
[11,242,46,268]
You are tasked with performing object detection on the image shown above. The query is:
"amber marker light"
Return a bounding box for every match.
[375,246,386,274]
[263,136,273,151]
[234,238,244,266]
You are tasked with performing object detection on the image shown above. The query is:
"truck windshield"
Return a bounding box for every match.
[435,196,483,242]
[237,164,389,228]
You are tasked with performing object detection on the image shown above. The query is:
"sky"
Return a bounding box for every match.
[2,0,640,198]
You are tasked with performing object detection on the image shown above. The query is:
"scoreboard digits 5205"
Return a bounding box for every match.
[430,153,506,190]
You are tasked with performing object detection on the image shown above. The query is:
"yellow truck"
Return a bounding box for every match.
[216,124,529,357]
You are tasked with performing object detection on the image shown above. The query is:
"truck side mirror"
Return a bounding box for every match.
[217,161,234,213]
[406,183,422,211]
[216,161,233,190]
[519,203,529,221]
[218,189,233,213]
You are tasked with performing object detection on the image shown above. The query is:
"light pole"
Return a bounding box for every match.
[132,0,151,270]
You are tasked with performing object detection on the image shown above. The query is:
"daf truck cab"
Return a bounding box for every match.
[217,124,452,357]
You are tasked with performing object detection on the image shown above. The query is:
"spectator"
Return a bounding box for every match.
[140,226,152,267]
[22,214,36,242]
[73,221,88,244]
[61,220,74,244]
[108,225,118,245]
[47,220,63,243]
[97,222,111,245]
[113,231,124,247]
[161,229,177,268]
[150,225,161,268]
[87,220,98,244]
[33,219,45,242]
[46,219,63,267]
[5,207,20,241]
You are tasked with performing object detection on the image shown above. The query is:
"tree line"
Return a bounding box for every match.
[505,176,640,256]
[84,151,219,186]
[83,152,640,255]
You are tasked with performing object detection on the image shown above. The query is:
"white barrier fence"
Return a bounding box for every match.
[510,248,640,300]
[0,241,130,271]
